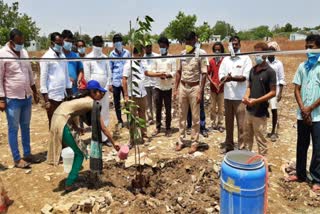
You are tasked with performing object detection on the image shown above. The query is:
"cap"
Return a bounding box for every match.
[86,80,107,93]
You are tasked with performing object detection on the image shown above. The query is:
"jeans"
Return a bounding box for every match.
[154,88,172,130]
[5,97,32,161]
[113,86,124,124]
[187,94,206,130]
[63,125,84,187]
[296,120,320,183]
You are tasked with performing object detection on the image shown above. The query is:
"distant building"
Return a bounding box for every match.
[27,40,40,51]
[289,33,307,41]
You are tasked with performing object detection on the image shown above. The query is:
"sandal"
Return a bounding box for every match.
[312,184,320,193]
[14,159,31,169]
[188,143,199,154]
[175,142,184,151]
[284,175,303,182]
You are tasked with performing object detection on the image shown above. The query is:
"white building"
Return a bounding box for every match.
[27,40,40,51]
[209,35,221,42]
[289,33,307,41]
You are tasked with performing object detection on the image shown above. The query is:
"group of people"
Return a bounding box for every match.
[1,28,320,194]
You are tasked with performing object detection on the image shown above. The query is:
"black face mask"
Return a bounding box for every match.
[268,56,275,63]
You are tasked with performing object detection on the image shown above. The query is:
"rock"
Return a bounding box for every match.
[148,146,156,151]
[8,165,14,169]
[205,207,214,213]
[25,169,32,174]
[193,151,203,157]
[191,175,197,183]
[123,201,129,206]
[104,192,113,205]
[44,175,51,181]
[96,196,105,203]
[213,164,220,174]
[160,163,165,168]
[41,204,53,214]
[177,197,183,203]
[214,205,220,212]
[309,190,318,198]
[69,204,78,213]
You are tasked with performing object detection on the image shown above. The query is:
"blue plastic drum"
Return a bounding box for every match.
[220,150,266,214]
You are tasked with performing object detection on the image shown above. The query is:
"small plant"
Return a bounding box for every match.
[122,16,154,190]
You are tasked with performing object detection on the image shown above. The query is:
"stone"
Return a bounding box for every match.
[309,190,318,198]
[104,192,113,205]
[177,197,183,203]
[44,175,51,181]
[69,204,78,213]
[214,205,220,212]
[25,169,32,174]
[191,175,197,183]
[41,204,53,214]
[205,207,214,213]
[160,163,165,168]
[213,164,220,174]
[193,151,203,157]
[96,196,105,203]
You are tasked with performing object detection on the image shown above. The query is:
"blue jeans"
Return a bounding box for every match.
[5,97,32,161]
[112,86,124,124]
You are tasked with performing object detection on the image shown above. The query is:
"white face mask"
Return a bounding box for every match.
[93,46,102,56]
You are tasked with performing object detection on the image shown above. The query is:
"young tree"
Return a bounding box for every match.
[164,11,197,44]
[196,22,214,43]
[212,21,236,40]
[0,1,40,46]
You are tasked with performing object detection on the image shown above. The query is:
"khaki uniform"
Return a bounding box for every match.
[177,50,208,144]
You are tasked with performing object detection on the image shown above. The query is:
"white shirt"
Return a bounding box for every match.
[267,58,286,86]
[123,60,147,98]
[219,55,252,100]
[152,55,176,91]
[40,48,72,101]
[142,52,159,87]
[84,51,111,89]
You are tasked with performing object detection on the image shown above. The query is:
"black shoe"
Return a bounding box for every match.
[200,129,209,138]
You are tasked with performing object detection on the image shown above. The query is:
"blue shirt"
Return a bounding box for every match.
[65,51,84,94]
[293,58,320,122]
[109,49,131,87]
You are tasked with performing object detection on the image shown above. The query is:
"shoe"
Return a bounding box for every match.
[175,142,184,151]
[152,129,161,137]
[186,128,192,135]
[267,133,272,138]
[23,155,40,164]
[270,134,277,142]
[188,143,199,154]
[200,129,209,138]
[14,159,31,169]
[218,126,225,133]
[165,129,172,137]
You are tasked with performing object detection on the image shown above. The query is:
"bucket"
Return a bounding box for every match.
[118,145,129,160]
[220,150,266,214]
[61,147,74,173]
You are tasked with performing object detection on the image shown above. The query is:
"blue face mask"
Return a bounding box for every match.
[52,43,63,53]
[13,42,24,52]
[114,41,123,52]
[305,52,320,72]
[255,55,264,65]
[160,48,167,55]
[78,47,86,54]
[63,41,72,51]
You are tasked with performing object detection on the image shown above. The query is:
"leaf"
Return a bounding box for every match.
[133,89,140,95]
[145,16,154,22]
[123,109,131,114]
[133,74,141,80]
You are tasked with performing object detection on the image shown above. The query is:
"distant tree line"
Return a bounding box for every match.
[1,1,319,49]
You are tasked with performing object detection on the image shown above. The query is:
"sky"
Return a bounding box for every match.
[5,0,320,37]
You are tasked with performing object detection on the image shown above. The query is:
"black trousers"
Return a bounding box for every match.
[296,120,320,183]
[154,88,172,130]
[113,86,124,124]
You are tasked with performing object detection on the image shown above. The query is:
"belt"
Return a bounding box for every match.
[181,80,200,87]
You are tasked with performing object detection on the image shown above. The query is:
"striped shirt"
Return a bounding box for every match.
[293,58,320,122]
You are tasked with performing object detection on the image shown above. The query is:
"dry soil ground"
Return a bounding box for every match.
[1,40,320,213]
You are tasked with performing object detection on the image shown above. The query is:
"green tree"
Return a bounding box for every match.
[196,22,214,43]
[74,32,91,45]
[106,30,117,40]
[164,11,197,43]
[37,35,50,50]
[283,23,293,32]
[212,20,235,40]
[0,1,40,46]
[252,25,273,39]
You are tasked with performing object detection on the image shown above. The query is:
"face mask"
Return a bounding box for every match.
[63,41,72,51]
[268,56,275,63]
[305,52,320,72]
[255,55,264,65]
[93,46,103,56]
[160,48,167,55]
[185,45,194,53]
[214,50,221,61]
[114,41,123,52]
[78,47,86,54]
[52,43,62,53]
[12,42,24,52]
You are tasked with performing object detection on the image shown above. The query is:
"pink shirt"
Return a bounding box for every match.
[0,43,35,99]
